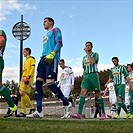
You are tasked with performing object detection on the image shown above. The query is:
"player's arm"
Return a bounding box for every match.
[70,68,75,91]
[103,87,108,97]
[29,57,36,77]
[87,53,98,64]
[126,76,133,91]
[105,78,113,88]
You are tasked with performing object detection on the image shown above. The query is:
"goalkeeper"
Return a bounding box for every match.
[26,17,71,118]
[17,48,36,117]
[0,30,18,117]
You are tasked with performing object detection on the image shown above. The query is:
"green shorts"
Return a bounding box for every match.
[81,72,100,92]
[0,58,4,82]
[114,84,125,100]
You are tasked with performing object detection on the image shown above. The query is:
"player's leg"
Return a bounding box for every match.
[90,73,105,120]
[61,86,71,119]
[107,94,117,119]
[26,58,45,118]
[125,97,130,113]
[0,85,17,117]
[17,82,27,117]
[129,90,133,119]
[46,60,70,107]
[24,78,35,114]
[119,85,130,118]
[0,62,17,111]
[70,75,89,119]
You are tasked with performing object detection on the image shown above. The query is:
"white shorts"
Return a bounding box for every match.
[60,86,71,98]
[109,93,117,104]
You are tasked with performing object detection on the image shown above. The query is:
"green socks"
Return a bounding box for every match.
[98,97,105,114]
[78,95,85,115]
[122,103,129,114]
[130,102,133,115]
[0,85,14,108]
[117,101,122,115]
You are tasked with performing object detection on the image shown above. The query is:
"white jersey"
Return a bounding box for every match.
[107,82,115,95]
[107,82,117,104]
[125,84,130,105]
[58,66,75,88]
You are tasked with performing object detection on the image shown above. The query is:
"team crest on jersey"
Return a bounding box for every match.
[130,77,133,81]
[61,73,65,78]
[113,71,119,76]
[43,36,48,44]
[84,59,90,66]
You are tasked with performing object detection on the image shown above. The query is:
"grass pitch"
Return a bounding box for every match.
[0,117,133,133]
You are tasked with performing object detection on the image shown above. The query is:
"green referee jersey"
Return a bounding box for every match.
[110,65,129,85]
[82,52,99,73]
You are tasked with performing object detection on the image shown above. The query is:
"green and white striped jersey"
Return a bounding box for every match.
[82,52,99,74]
[129,72,133,83]
[110,65,129,85]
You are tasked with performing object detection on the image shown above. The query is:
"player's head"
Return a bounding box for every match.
[59,59,65,69]
[127,63,133,72]
[23,47,31,57]
[85,41,93,51]
[43,17,54,30]
[112,57,119,66]
[85,41,93,47]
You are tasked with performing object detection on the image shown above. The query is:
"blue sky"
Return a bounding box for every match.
[0,0,133,83]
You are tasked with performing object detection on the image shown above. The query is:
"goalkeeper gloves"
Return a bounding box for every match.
[44,51,56,65]
[24,75,31,85]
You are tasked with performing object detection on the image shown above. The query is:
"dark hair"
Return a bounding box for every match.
[112,57,119,62]
[24,48,31,55]
[127,63,133,69]
[60,59,65,64]
[44,17,54,26]
[85,41,93,47]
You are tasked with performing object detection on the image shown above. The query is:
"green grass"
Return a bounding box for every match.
[0,118,133,133]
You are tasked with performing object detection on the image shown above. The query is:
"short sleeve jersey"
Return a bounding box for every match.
[59,66,74,87]
[107,82,115,95]
[129,72,133,84]
[110,65,129,85]
[82,52,99,74]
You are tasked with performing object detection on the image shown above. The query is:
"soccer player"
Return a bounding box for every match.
[58,59,75,119]
[125,82,130,113]
[126,64,133,119]
[17,48,36,117]
[0,30,18,117]
[105,57,133,119]
[26,17,71,118]
[103,82,117,119]
[70,41,106,120]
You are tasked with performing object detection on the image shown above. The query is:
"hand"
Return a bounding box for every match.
[103,94,106,97]
[44,51,56,65]
[71,85,74,91]
[24,76,31,85]
[84,47,89,54]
